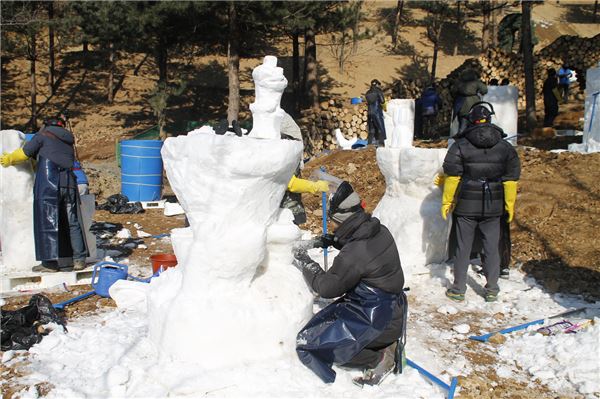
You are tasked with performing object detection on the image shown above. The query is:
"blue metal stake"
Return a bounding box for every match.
[406,358,458,399]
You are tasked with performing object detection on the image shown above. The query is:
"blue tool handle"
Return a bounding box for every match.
[127,274,152,283]
[448,377,459,399]
[53,291,96,310]
[469,318,544,342]
[406,358,450,390]
[320,166,328,271]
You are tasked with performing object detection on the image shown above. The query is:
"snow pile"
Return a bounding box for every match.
[499,319,600,396]
[373,147,448,279]
[0,130,39,273]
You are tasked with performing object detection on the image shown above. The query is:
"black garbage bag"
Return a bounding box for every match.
[96,194,145,214]
[1,294,67,351]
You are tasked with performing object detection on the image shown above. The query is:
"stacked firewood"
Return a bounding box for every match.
[298,100,369,157]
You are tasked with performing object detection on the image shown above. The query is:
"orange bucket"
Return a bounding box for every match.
[150,254,178,274]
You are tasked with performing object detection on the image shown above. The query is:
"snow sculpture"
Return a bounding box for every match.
[373,147,448,279]
[149,56,313,368]
[0,130,38,273]
[483,85,519,146]
[570,63,600,153]
[383,99,415,148]
[248,56,288,139]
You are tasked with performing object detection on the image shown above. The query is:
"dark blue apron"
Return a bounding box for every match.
[33,157,87,261]
[296,282,399,383]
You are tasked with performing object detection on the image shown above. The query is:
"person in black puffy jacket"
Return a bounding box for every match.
[293,181,406,386]
[441,104,520,302]
[365,79,387,146]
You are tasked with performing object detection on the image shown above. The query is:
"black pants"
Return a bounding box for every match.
[543,103,558,127]
[450,216,501,295]
[367,111,386,145]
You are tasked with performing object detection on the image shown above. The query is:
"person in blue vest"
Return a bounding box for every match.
[419,85,443,139]
[0,117,89,272]
[558,64,573,103]
[293,181,406,386]
[365,79,387,147]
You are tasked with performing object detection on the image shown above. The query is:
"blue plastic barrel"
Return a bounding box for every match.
[351,97,363,104]
[120,140,163,202]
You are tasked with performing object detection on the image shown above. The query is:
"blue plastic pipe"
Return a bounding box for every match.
[406,358,458,399]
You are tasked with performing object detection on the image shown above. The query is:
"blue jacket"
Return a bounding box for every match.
[558,67,572,86]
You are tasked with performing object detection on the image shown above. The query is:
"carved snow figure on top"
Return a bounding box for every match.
[248,56,288,139]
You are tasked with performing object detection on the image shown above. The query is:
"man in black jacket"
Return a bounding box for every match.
[441,105,520,302]
[365,79,387,146]
[293,182,406,386]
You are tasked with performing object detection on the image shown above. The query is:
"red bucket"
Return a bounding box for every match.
[150,254,178,274]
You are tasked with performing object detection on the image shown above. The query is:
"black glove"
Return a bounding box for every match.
[315,234,336,249]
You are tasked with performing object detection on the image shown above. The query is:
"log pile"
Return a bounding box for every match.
[298,100,369,158]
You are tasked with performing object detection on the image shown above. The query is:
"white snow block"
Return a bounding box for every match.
[335,128,357,150]
[384,99,415,148]
[148,132,312,368]
[483,85,519,146]
[248,56,287,140]
[581,65,600,153]
[0,130,39,273]
[373,147,448,279]
[109,279,149,313]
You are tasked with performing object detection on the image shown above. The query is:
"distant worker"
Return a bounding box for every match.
[419,85,443,139]
[280,111,329,224]
[0,117,89,272]
[558,64,573,103]
[542,68,561,127]
[451,69,488,134]
[293,181,406,386]
[440,103,520,302]
[365,79,387,147]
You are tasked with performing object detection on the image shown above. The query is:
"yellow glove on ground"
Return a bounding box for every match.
[0,148,29,168]
[287,175,329,194]
[433,173,446,187]
[441,176,461,220]
[503,180,518,223]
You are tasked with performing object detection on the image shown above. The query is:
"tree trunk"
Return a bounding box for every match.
[292,29,300,114]
[227,1,240,124]
[156,42,168,85]
[431,40,439,84]
[521,1,536,133]
[48,1,55,95]
[108,42,114,103]
[482,3,491,53]
[351,1,362,55]
[391,0,404,49]
[491,0,499,48]
[595,0,598,23]
[30,34,38,131]
[453,2,461,56]
[339,33,346,73]
[305,27,319,111]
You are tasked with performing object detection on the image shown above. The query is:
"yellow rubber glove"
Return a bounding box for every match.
[433,173,446,187]
[287,175,329,194]
[503,180,518,223]
[441,176,461,220]
[0,148,29,168]
[382,99,388,112]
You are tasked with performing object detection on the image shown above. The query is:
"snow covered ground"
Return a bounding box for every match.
[3,247,599,399]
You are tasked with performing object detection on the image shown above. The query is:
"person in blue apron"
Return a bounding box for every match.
[293,181,406,386]
[365,79,387,147]
[0,117,89,272]
[440,103,520,302]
